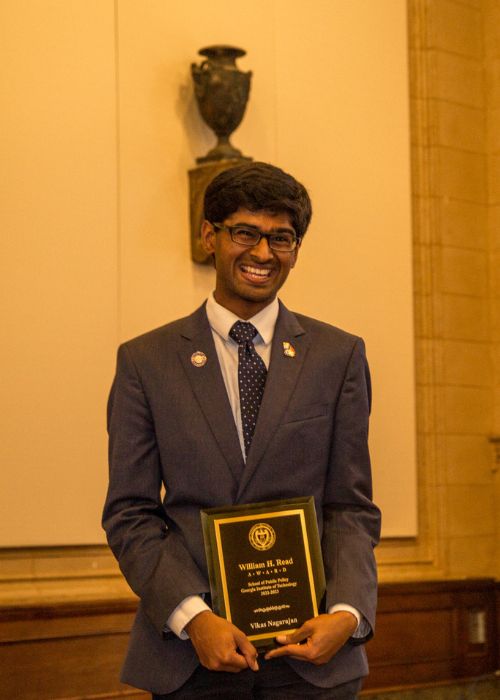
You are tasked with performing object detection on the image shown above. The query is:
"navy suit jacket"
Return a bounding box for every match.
[103,301,381,694]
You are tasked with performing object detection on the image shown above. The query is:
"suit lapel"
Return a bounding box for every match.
[177,304,244,484]
[236,302,310,501]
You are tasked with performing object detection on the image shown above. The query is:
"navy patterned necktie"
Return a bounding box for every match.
[229,321,268,455]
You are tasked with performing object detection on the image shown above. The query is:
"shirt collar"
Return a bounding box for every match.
[206,293,279,346]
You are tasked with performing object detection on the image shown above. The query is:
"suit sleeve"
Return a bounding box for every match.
[322,337,381,642]
[102,343,208,636]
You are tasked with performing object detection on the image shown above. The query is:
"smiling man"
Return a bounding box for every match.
[203,209,298,318]
[103,162,381,699]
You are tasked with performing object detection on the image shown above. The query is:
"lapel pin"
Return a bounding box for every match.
[282,341,296,358]
[191,351,207,367]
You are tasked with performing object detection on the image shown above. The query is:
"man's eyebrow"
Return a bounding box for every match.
[231,222,296,234]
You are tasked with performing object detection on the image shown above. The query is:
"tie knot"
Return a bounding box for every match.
[229,321,258,345]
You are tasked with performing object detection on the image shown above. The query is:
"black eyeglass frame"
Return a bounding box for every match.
[211,222,300,252]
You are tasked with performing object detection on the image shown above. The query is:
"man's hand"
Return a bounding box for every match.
[264,612,357,666]
[186,610,259,673]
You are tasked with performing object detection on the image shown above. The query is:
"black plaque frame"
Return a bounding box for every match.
[201,497,326,649]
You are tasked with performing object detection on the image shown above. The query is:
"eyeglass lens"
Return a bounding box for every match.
[229,226,296,251]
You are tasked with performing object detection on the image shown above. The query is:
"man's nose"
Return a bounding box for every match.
[249,235,273,260]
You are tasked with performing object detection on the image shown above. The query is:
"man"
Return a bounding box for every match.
[103,162,381,699]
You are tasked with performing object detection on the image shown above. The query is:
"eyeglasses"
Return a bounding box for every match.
[212,223,299,252]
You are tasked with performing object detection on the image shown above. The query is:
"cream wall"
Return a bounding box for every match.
[390,0,499,582]
[0,2,118,546]
[0,0,416,549]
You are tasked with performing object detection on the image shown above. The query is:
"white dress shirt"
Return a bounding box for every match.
[167,294,369,639]
[206,293,278,459]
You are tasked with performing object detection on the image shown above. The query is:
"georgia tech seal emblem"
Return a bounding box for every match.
[191,351,207,367]
[248,522,276,551]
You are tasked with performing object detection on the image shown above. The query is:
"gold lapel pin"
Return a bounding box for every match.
[282,341,296,358]
[191,351,207,367]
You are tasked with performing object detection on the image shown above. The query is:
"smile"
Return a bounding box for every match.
[240,265,273,281]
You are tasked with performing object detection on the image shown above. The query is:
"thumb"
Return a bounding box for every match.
[275,623,309,646]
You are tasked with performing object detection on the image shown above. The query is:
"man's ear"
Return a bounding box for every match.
[200,220,216,255]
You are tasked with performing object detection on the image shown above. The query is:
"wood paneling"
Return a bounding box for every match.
[364,579,498,689]
[497,581,500,667]
[0,580,498,699]
[0,600,138,700]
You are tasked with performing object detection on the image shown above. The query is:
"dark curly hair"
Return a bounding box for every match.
[203,162,312,239]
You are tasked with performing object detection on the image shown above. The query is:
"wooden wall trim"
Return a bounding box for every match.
[496,580,500,668]
[364,578,499,689]
[0,598,137,623]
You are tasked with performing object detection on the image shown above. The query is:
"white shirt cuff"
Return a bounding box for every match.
[166,597,370,640]
[328,603,370,639]
[165,595,211,640]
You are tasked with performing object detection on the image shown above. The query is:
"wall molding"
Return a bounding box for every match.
[377,0,445,580]
[0,546,131,607]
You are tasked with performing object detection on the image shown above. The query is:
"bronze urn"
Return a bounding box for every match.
[191,45,252,163]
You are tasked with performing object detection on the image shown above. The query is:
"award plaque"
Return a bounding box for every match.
[201,496,326,649]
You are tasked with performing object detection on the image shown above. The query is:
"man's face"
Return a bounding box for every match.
[201,208,300,319]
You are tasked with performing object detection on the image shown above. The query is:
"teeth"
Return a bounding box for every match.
[242,265,271,277]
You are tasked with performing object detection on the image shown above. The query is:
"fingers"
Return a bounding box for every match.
[264,641,307,661]
[264,614,354,665]
[234,628,259,671]
[264,622,310,661]
[275,622,310,646]
[214,650,251,673]
[186,611,258,673]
